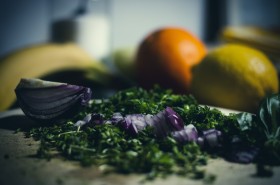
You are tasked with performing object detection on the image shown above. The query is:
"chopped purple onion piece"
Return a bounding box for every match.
[185,124,199,141]
[116,107,187,137]
[128,121,138,135]
[150,107,185,137]
[198,129,222,149]
[171,124,198,143]
[144,114,154,126]
[74,120,87,127]
[120,114,148,134]
[74,113,92,127]
[75,107,185,137]
[228,148,259,164]
[111,112,124,124]
[90,113,104,126]
[152,111,170,137]
[197,137,204,147]
[73,107,225,153]
[83,114,92,123]
[121,115,134,130]
[165,107,184,131]
[226,136,259,164]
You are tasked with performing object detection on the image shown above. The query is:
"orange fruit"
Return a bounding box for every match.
[135,27,207,93]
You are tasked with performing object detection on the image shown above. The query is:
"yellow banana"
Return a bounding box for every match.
[0,43,108,111]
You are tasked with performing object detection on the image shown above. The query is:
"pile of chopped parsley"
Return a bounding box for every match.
[25,86,251,181]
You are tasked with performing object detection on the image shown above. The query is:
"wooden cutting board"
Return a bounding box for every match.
[0,108,280,185]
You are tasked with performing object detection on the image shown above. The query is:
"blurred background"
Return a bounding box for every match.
[1,0,279,57]
[0,0,280,111]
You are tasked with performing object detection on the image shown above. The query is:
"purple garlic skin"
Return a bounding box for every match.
[15,78,92,122]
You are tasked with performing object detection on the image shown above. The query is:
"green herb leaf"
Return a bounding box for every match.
[259,94,280,138]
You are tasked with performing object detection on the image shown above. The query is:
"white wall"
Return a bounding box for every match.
[111,0,205,49]
[0,0,205,57]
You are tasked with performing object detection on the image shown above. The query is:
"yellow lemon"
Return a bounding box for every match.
[190,44,279,113]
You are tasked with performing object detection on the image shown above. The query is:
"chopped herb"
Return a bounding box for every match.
[24,86,279,181]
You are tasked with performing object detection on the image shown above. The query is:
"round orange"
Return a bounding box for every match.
[135,27,207,93]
